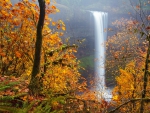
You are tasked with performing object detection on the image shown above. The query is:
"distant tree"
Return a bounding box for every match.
[109,0,150,112]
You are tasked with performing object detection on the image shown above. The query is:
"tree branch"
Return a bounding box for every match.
[109,98,150,113]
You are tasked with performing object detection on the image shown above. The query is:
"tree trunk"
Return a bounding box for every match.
[140,36,150,113]
[29,0,45,95]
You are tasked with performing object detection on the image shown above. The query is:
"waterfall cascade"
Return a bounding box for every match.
[91,11,112,100]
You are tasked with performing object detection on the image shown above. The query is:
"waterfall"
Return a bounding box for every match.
[91,11,112,100]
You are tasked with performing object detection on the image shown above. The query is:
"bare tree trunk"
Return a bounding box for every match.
[140,36,150,113]
[29,0,45,95]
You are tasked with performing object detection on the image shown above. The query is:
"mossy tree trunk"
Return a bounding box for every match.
[29,0,45,95]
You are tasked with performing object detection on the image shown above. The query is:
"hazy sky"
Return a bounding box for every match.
[11,0,20,4]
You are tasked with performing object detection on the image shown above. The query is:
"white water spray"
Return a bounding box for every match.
[91,11,112,100]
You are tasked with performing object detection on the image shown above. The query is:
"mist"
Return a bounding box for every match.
[10,0,148,87]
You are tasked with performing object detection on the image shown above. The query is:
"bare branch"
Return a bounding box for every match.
[109,98,150,113]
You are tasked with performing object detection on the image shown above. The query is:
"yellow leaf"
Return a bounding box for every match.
[14,86,19,90]
[52,101,59,108]
[56,9,60,12]
[62,26,66,31]
[22,95,27,101]
[52,21,56,26]
[113,95,118,101]
[45,0,50,5]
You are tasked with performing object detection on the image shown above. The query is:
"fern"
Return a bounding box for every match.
[0,77,27,113]
[0,76,68,113]
[0,86,11,91]
[0,81,19,91]
[0,106,21,113]
[16,101,37,113]
[29,95,67,113]
[0,93,26,101]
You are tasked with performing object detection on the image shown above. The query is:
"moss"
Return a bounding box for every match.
[79,55,94,69]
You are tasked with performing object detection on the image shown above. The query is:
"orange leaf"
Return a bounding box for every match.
[136,5,140,9]
[59,32,64,36]
[121,47,124,50]
[15,51,22,58]
[22,95,27,101]
[51,5,56,9]
[57,24,61,29]
[148,15,150,20]
[0,52,6,57]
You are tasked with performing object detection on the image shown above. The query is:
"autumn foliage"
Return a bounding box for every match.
[1,0,150,112]
[0,0,106,112]
[0,0,83,92]
[107,5,150,112]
